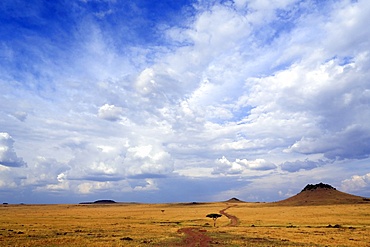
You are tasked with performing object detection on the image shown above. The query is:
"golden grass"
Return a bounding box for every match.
[0,202,369,246]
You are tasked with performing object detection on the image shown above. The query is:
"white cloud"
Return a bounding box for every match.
[213,156,244,175]
[58,139,175,185]
[98,104,124,121]
[133,179,158,191]
[23,156,69,186]
[35,181,70,193]
[341,173,370,193]
[191,4,251,49]
[65,143,126,181]
[76,181,113,194]
[0,133,26,167]
[244,158,276,170]
[213,156,276,175]
[0,165,19,189]
[244,51,370,161]
[324,0,370,55]
[135,68,156,95]
[245,0,296,25]
[125,144,174,178]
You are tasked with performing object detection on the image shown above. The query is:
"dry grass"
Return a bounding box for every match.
[0,202,369,246]
[225,203,370,246]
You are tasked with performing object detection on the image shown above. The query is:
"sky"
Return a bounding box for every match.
[1,0,370,204]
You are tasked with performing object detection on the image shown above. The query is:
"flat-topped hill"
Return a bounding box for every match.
[79,199,116,204]
[275,183,369,206]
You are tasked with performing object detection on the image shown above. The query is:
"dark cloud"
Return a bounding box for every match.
[280,159,325,172]
[79,175,124,182]
[325,125,370,160]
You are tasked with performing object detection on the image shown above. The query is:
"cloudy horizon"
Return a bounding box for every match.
[1,0,370,204]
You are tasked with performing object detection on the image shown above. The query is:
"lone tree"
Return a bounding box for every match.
[206,213,222,227]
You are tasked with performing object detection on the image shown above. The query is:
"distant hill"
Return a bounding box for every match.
[79,199,116,204]
[224,197,245,203]
[93,199,116,204]
[274,183,370,206]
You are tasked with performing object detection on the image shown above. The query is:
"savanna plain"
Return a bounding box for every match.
[0,202,369,246]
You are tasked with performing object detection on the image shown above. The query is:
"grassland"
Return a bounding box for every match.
[0,202,369,246]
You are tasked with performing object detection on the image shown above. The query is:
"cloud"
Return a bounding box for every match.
[133,179,158,191]
[213,156,244,175]
[74,178,159,195]
[280,159,325,173]
[286,124,370,160]
[61,140,174,184]
[135,68,156,95]
[124,145,174,178]
[242,158,277,171]
[98,104,124,121]
[76,181,114,194]
[0,133,26,167]
[23,156,69,186]
[64,144,125,182]
[11,111,28,122]
[248,51,370,161]
[341,173,370,193]
[0,165,20,189]
[213,156,276,175]
[1,0,370,202]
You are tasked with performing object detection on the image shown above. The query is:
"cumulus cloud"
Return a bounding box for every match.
[213,156,276,175]
[98,104,124,121]
[65,144,126,182]
[341,173,370,193]
[243,158,277,171]
[76,181,113,194]
[23,156,70,187]
[133,179,158,191]
[213,156,244,175]
[125,145,174,178]
[0,133,26,167]
[135,68,156,95]
[247,50,370,161]
[0,165,20,189]
[35,181,70,193]
[62,140,174,185]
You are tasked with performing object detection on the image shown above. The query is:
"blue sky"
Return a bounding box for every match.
[1,0,370,204]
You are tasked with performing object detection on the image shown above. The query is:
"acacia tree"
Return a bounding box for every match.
[206,213,222,227]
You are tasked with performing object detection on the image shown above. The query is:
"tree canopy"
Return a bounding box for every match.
[206,213,222,226]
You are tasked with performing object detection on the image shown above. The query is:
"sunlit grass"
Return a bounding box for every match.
[0,202,369,246]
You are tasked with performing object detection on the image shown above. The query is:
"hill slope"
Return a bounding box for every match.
[275,183,369,206]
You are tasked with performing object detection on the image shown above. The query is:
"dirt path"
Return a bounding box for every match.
[219,205,239,226]
[174,205,239,246]
[177,228,212,247]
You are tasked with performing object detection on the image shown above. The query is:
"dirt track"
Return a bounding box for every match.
[219,205,239,226]
[175,206,240,246]
[177,228,212,247]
